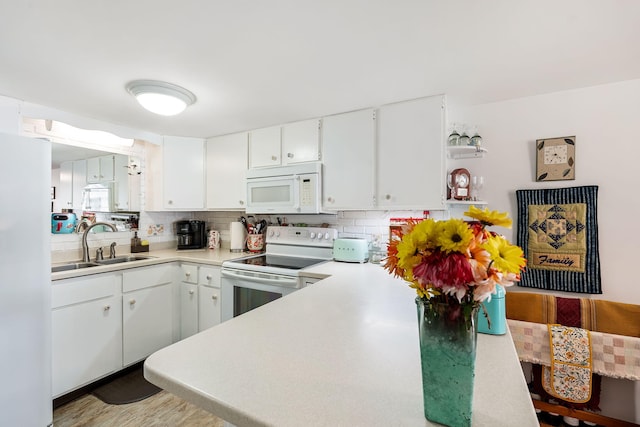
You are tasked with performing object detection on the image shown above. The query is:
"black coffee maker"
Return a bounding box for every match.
[176,220,206,249]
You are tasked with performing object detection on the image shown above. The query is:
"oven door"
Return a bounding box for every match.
[220,268,300,322]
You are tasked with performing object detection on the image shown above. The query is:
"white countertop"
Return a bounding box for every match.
[51,247,247,280]
[144,262,539,427]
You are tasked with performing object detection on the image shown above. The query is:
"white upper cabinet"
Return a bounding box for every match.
[249,119,320,169]
[206,132,248,210]
[163,136,205,209]
[376,95,445,210]
[322,109,376,210]
[71,159,87,212]
[58,161,73,211]
[249,126,281,168]
[281,119,321,164]
[113,155,141,212]
[57,159,87,212]
[86,155,115,183]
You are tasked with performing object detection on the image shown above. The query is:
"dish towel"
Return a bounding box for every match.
[541,324,593,403]
[508,319,640,380]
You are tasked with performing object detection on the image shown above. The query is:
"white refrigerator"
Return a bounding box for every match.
[0,133,52,425]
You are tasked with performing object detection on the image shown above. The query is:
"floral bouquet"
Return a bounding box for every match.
[384,206,527,322]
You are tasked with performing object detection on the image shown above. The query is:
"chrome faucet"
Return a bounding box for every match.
[109,242,117,259]
[82,222,117,262]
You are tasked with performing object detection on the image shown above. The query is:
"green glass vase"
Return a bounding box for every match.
[416,298,479,427]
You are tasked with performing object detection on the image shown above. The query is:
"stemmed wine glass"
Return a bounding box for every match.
[471,176,484,201]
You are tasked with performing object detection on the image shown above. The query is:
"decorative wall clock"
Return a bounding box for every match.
[448,168,471,200]
[536,136,575,181]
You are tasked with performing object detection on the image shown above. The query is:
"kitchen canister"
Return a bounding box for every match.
[230,221,246,252]
[208,230,220,249]
[478,285,506,335]
[247,233,264,252]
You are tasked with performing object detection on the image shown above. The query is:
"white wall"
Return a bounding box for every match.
[454,79,640,306]
[451,80,640,423]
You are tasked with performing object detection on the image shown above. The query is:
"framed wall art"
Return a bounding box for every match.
[535,136,575,181]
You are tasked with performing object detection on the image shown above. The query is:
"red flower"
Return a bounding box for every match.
[414,251,475,290]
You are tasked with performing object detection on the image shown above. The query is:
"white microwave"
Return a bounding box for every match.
[245,163,322,214]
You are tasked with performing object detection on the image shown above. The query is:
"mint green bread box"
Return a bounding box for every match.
[478,285,506,335]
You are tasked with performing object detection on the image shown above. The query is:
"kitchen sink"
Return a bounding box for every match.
[51,262,100,273]
[95,255,155,265]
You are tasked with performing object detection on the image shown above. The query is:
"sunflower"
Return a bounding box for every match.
[482,235,526,274]
[436,218,474,253]
[411,218,439,250]
[465,205,513,228]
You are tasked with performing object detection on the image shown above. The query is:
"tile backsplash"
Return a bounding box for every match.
[192,209,448,247]
[51,208,449,260]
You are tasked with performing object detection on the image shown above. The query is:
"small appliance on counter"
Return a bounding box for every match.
[51,213,77,234]
[229,221,246,252]
[176,220,207,250]
[333,237,369,263]
[478,285,506,335]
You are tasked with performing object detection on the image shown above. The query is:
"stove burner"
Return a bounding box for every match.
[233,254,326,270]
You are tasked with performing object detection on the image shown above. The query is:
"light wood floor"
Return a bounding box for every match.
[53,390,224,427]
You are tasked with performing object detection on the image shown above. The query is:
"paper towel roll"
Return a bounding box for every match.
[230,221,246,252]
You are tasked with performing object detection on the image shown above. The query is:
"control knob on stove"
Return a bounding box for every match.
[309,232,316,239]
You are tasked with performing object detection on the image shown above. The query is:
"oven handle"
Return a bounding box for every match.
[221,269,298,287]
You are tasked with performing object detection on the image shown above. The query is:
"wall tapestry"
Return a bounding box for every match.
[516,185,601,294]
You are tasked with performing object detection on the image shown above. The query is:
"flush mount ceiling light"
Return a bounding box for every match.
[126,80,196,116]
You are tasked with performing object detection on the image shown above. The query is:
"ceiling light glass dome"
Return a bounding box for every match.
[126,80,196,116]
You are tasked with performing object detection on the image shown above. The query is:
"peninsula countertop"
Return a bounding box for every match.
[144,261,539,427]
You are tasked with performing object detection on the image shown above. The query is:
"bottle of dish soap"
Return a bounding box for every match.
[131,231,141,251]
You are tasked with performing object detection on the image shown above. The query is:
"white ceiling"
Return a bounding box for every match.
[1,1,639,139]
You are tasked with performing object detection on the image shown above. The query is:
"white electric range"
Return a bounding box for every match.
[220,226,337,321]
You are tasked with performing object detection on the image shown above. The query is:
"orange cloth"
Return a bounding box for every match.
[505,292,640,338]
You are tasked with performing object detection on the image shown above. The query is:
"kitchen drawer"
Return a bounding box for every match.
[52,273,120,309]
[180,263,198,284]
[122,263,174,293]
[198,265,221,287]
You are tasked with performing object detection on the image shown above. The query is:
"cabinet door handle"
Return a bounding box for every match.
[168,200,174,205]
[129,299,136,305]
[271,155,277,161]
[327,196,334,203]
[239,200,244,206]
[206,275,212,280]
[189,290,195,295]
[287,152,294,158]
[104,305,111,311]
[185,272,191,277]
[212,294,218,300]
[385,194,391,200]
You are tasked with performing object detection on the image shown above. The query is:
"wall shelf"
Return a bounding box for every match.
[447,146,488,159]
[446,199,488,206]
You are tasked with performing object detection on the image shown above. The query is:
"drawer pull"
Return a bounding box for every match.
[206,275,212,280]
[104,305,111,311]
[189,290,195,295]
[212,294,218,300]
[129,299,136,305]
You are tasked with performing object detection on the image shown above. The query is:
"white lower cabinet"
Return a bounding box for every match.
[198,266,221,331]
[178,264,222,337]
[52,262,217,397]
[179,263,199,339]
[122,264,175,366]
[51,273,122,398]
[180,283,199,339]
